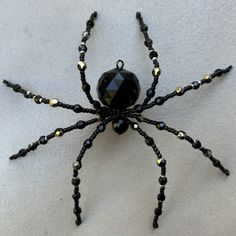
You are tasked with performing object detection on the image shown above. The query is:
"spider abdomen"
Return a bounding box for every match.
[97,60,141,110]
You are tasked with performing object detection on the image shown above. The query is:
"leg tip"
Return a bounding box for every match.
[153,222,159,229]
[9,155,17,160]
[226,65,233,72]
[136,12,142,19]
[224,169,230,176]
[75,217,82,226]
[93,11,97,18]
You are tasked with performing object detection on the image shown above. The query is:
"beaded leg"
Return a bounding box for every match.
[8,118,98,160]
[137,116,230,176]
[128,120,167,229]
[72,117,113,225]
[141,65,233,111]
[3,80,97,114]
[77,11,102,110]
[136,12,161,107]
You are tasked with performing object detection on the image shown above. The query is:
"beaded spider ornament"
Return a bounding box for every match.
[4,12,232,229]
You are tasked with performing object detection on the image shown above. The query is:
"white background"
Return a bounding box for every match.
[0,1,236,235]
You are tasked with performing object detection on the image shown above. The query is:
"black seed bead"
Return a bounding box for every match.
[73,207,82,215]
[19,149,27,157]
[82,83,90,92]
[72,193,81,201]
[29,143,37,151]
[159,176,167,185]
[158,202,163,208]
[13,84,21,92]
[157,159,166,167]
[191,81,200,89]
[136,12,141,19]
[149,50,158,59]
[153,59,159,67]
[212,160,221,167]
[158,193,165,201]
[192,140,201,149]
[144,38,153,47]
[39,136,48,145]
[146,88,155,98]
[203,149,212,157]
[78,44,87,53]
[86,20,94,28]
[145,137,154,146]
[154,207,162,216]
[34,95,42,104]
[75,217,82,225]
[134,104,143,113]
[155,96,164,105]
[84,139,92,148]
[73,104,83,113]
[153,222,159,229]
[97,124,106,133]
[93,100,101,109]
[77,121,86,129]
[156,121,166,130]
[161,168,166,176]
[224,169,230,176]
[71,177,80,186]
[140,24,148,32]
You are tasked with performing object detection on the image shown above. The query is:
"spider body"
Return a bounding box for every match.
[3,11,232,229]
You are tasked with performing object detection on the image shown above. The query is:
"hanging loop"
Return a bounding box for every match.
[116,59,124,71]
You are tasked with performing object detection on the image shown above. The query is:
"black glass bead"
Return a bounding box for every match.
[157,159,166,167]
[82,83,90,92]
[112,118,129,135]
[73,207,82,215]
[72,177,80,186]
[192,140,201,149]
[153,222,159,229]
[83,139,92,148]
[154,207,162,216]
[75,217,82,225]
[34,95,42,104]
[144,38,153,47]
[149,51,158,59]
[133,104,143,113]
[78,44,87,53]
[136,12,141,19]
[77,121,85,129]
[146,88,155,98]
[156,121,166,130]
[73,104,83,113]
[97,66,141,110]
[203,149,212,157]
[155,96,164,105]
[157,193,165,201]
[140,24,148,32]
[191,81,200,89]
[145,137,154,146]
[19,149,27,157]
[212,160,221,167]
[159,176,168,185]
[97,124,106,133]
[39,136,47,145]
[93,100,101,109]
[13,84,21,92]
[72,193,81,201]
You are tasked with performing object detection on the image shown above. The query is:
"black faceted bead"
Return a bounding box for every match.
[97,67,140,110]
[82,83,90,92]
[13,84,21,92]
[145,137,154,146]
[97,124,106,133]
[157,193,165,201]
[19,149,27,157]
[73,207,82,215]
[77,121,85,129]
[75,217,82,225]
[212,160,221,167]
[72,177,80,186]
[133,104,143,113]
[203,149,212,157]
[146,88,155,98]
[153,222,159,229]
[149,51,158,59]
[83,139,92,148]
[72,193,81,201]
[156,122,166,130]
[155,97,164,105]
[112,118,129,135]
[154,207,162,216]
[73,105,83,113]
[191,81,200,89]
[157,159,166,167]
[39,136,48,145]
[192,140,201,149]
[144,38,153,47]
[34,95,42,104]
[78,44,87,53]
[159,176,168,185]
[140,24,148,32]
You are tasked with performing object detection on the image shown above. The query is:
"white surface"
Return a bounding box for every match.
[0,1,236,236]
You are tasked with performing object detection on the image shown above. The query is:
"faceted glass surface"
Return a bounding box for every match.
[97,68,141,110]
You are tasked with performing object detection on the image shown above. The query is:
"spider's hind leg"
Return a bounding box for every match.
[128,119,167,229]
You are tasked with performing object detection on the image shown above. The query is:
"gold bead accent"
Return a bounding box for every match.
[77,61,87,71]
[55,128,63,137]
[73,161,81,171]
[177,131,186,139]
[49,98,58,107]
[156,159,162,165]
[152,67,161,77]
[203,74,212,80]
[175,87,183,94]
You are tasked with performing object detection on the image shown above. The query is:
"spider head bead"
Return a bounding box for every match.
[97,60,141,110]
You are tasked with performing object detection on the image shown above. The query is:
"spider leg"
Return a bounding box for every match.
[141,65,233,111]
[3,80,97,114]
[8,118,98,160]
[128,119,167,229]
[136,12,161,107]
[71,116,113,225]
[135,116,230,176]
[77,11,102,110]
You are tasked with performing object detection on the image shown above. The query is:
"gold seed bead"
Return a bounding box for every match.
[177,131,186,139]
[175,87,183,94]
[156,159,162,165]
[73,161,81,171]
[49,98,59,107]
[55,128,63,137]
[77,61,87,71]
[203,74,212,80]
[152,67,161,77]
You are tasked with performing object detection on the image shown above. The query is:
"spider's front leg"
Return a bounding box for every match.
[8,118,98,160]
[138,116,230,176]
[142,65,232,111]
[3,80,97,114]
[128,119,167,229]
[71,116,113,225]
